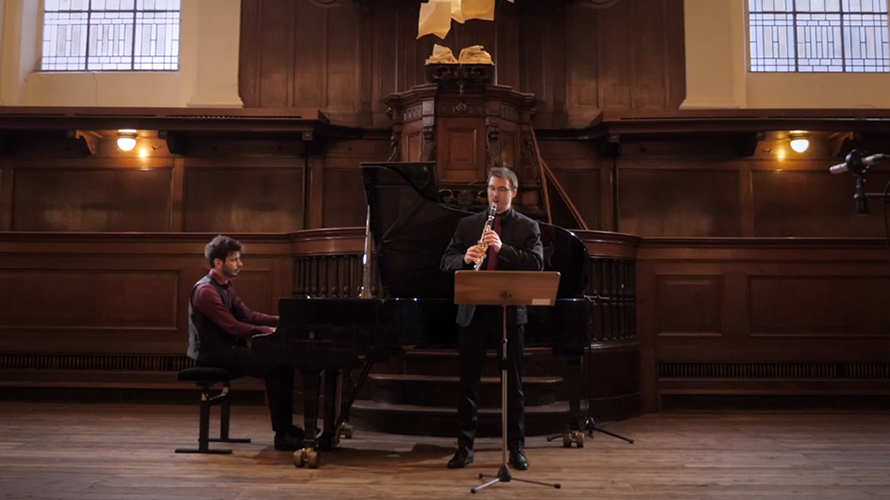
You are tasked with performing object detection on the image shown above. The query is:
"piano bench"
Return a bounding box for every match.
[174,367,251,455]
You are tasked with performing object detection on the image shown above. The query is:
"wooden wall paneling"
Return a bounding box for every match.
[0,235,293,357]
[738,160,755,236]
[317,3,363,123]
[239,0,685,125]
[294,2,330,109]
[403,119,424,162]
[494,3,521,89]
[596,0,634,110]
[170,157,185,232]
[0,269,178,328]
[722,270,751,341]
[632,0,668,109]
[602,154,616,232]
[321,138,389,228]
[751,164,890,237]
[397,3,428,93]
[12,158,173,232]
[520,5,567,128]
[270,253,294,310]
[655,275,722,337]
[665,0,687,109]
[322,166,366,228]
[618,162,742,237]
[0,161,12,231]
[359,4,376,127]
[309,155,326,229]
[640,241,890,411]
[538,139,602,229]
[370,3,399,127]
[0,263,183,354]
[239,0,262,107]
[519,6,546,120]
[636,259,659,412]
[547,3,568,129]
[437,117,485,183]
[749,274,890,338]
[566,4,601,126]
[260,0,297,107]
[183,158,304,233]
[649,263,748,342]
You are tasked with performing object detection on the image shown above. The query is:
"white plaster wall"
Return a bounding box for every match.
[683,0,890,109]
[0,0,242,108]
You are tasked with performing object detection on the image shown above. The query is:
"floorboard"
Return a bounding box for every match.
[1,404,889,499]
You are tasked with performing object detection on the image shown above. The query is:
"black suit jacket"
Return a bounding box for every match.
[440,208,544,327]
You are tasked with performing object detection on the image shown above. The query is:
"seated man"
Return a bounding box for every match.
[187,235,303,451]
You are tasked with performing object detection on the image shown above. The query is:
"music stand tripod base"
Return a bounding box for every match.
[454,271,563,494]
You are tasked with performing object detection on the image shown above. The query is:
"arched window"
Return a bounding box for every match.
[748,0,889,72]
[41,0,180,71]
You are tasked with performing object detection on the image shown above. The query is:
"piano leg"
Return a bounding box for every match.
[319,368,340,451]
[295,369,323,469]
[565,351,585,447]
[547,350,585,448]
[301,369,321,447]
[566,351,583,433]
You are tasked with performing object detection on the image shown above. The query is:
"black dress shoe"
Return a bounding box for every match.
[447,448,475,469]
[273,425,305,451]
[509,448,529,470]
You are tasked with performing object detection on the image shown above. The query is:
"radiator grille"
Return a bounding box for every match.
[0,353,194,372]
[659,362,890,380]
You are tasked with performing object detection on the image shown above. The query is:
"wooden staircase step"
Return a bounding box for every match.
[349,400,572,437]
[399,348,545,377]
[367,374,562,407]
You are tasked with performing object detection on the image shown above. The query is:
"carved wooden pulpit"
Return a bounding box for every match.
[383,64,547,217]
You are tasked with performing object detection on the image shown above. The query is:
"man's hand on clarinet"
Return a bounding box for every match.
[481,230,501,253]
[464,245,486,265]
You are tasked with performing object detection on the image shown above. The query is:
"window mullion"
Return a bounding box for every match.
[840,3,847,72]
[131,4,138,71]
[792,0,799,72]
[84,0,92,71]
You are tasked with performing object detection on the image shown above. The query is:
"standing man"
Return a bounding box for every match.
[440,167,544,470]
[188,235,304,451]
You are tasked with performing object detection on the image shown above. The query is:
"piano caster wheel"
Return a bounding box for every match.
[563,431,585,448]
[293,448,321,469]
[567,431,584,448]
[339,423,354,439]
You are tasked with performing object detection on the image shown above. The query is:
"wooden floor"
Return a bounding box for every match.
[1,404,889,500]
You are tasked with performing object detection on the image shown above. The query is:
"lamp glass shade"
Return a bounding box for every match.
[789,137,809,153]
[117,137,137,151]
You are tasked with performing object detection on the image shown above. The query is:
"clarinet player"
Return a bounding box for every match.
[440,167,544,470]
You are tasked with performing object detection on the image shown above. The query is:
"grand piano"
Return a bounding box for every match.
[252,161,595,467]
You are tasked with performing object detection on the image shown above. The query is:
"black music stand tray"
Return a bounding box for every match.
[454,270,562,494]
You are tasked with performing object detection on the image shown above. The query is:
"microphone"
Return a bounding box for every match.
[829,152,886,175]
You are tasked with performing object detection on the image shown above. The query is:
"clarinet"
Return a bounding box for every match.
[473,203,498,271]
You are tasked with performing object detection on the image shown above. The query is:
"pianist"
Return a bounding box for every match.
[440,167,544,470]
[187,235,304,451]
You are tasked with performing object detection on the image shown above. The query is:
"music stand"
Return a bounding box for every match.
[454,270,563,494]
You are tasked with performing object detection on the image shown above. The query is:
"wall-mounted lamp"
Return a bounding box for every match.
[117,129,138,151]
[789,133,809,153]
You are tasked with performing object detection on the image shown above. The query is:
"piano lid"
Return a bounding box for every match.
[361,162,590,300]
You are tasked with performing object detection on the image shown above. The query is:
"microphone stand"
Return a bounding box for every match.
[831,149,890,215]
[831,149,890,275]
